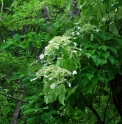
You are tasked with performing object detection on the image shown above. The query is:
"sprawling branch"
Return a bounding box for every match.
[68,0,81,19]
[0,92,28,103]
[11,98,22,124]
[1,0,3,15]
[42,6,50,22]
[103,90,111,123]
[88,104,104,124]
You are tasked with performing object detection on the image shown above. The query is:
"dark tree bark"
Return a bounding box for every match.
[69,0,81,19]
[42,6,50,22]
[109,74,122,119]
[11,99,22,124]
[11,81,25,124]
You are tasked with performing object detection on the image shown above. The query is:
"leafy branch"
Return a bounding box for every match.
[0,92,28,103]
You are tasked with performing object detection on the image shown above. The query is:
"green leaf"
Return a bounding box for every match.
[85,53,92,58]
[101,51,110,59]
[23,108,41,114]
[95,57,101,66]
[86,73,94,80]
[13,34,20,40]
[91,55,97,62]
[99,45,108,52]
[41,109,57,121]
[44,80,57,104]
[87,77,98,93]
[109,21,118,34]
[57,84,66,105]
[90,34,93,41]
[66,85,79,100]
[10,74,20,80]
[116,39,122,46]
[97,31,113,41]
[109,47,117,55]
[108,55,115,64]
[100,58,107,65]
[81,77,89,87]
[41,113,52,121]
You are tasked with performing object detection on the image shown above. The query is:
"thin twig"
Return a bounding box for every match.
[0,92,28,103]
[103,89,111,123]
[107,113,118,124]
[88,104,104,124]
[1,0,3,15]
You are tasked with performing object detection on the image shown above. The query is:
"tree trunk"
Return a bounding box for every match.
[69,0,81,19]
[11,98,22,124]
[109,74,122,119]
[42,6,50,22]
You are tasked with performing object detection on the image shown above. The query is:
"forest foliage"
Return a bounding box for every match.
[0,0,122,124]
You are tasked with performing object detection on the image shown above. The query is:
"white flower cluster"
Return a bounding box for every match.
[71,23,81,39]
[38,36,71,60]
[44,36,71,57]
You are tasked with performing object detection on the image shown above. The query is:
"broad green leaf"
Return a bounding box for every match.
[41,113,52,121]
[87,77,98,93]
[10,74,20,80]
[57,84,66,105]
[109,21,118,34]
[41,110,57,121]
[86,73,94,80]
[85,53,92,58]
[100,58,107,65]
[95,57,101,66]
[101,51,110,59]
[23,108,41,114]
[116,39,122,46]
[97,31,113,41]
[81,77,89,87]
[66,85,79,100]
[108,55,115,64]
[91,55,97,62]
[13,34,20,40]
[90,34,93,41]
[99,45,108,52]
[109,47,117,55]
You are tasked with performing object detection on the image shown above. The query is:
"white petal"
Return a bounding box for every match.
[39,54,44,59]
[45,46,49,50]
[72,70,77,75]
[102,17,106,22]
[54,45,59,49]
[74,42,77,46]
[50,83,56,89]
[68,83,71,87]
[77,32,80,35]
[30,78,37,82]
[79,48,82,51]
[77,26,81,30]
[96,29,99,32]
[49,77,53,80]
[72,32,75,36]
[73,50,77,53]
[74,23,79,25]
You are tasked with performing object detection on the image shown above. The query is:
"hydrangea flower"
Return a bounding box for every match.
[72,70,77,75]
[95,29,99,32]
[76,32,80,35]
[72,32,75,36]
[77,26,81,30]
[68,83,71,87]
[50,83,56,89]
[49,77,53,80]
[74,42,77,46]
[39,54,44,59]
[102,17,106,22]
